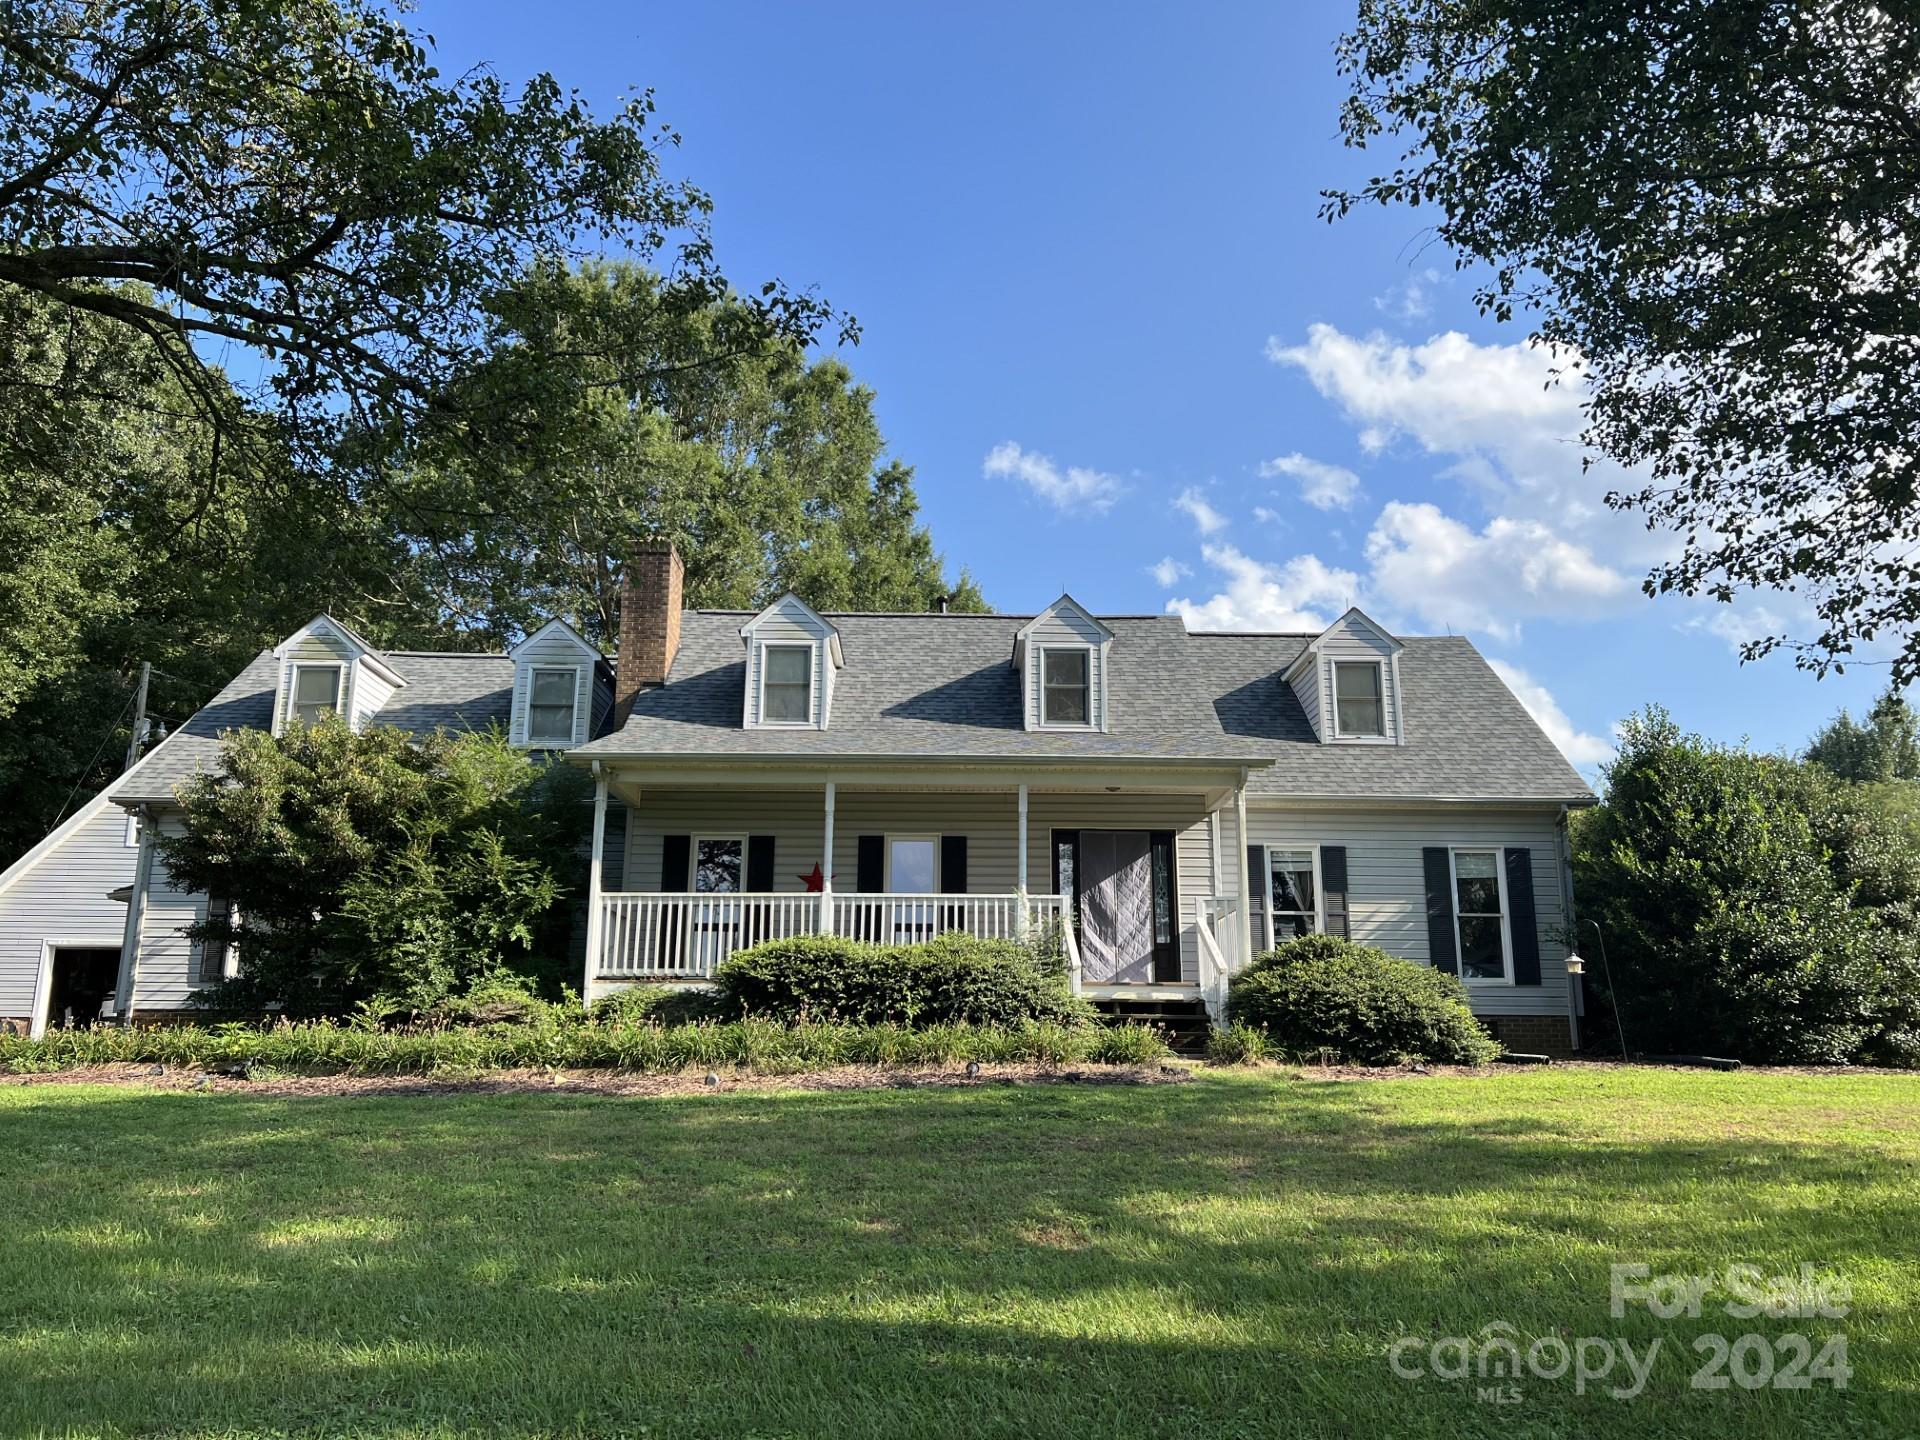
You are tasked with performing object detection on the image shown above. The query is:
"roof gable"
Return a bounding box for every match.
[740,593,845,667]
[1012,594,1113,668]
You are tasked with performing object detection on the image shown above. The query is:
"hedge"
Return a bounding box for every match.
[0,1016,1166,1076]
[714,932,1096,1027]
[1225,933,1501,1065]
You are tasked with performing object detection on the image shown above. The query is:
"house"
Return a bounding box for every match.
[0,541,1596,1052]
[0,614,613,1036]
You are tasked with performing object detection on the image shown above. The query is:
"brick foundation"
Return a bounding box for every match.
[1479,1013,1576,1059]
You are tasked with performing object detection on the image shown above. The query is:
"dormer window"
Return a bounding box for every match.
[289,664,341,727]
[1041,648,1092,726]
[527,668,579,745]
[738,596,841,731]
[1332,659,1386,738]
[761,644,814,724]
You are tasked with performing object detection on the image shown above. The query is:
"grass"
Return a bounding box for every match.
[0,1067,1914,1438]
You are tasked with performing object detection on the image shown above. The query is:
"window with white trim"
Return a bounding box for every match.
[1041,647,1091,726]
[1267,849,1318,944]
[289,664,341,726]
[886,835,938,942]
[527,667,578,744]
[1332,660,1385,737]
[694,837,744,893]
[1452,849,1508,981]
[760,644,814,724]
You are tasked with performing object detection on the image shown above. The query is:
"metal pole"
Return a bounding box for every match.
[1587,918,1630,1058]
[122,661,150,773]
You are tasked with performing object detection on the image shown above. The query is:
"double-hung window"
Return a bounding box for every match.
[1041,648,1091,726]
[289,665,341,727]
[1332,660,1385,737]
[761,645,814,724]
[1267,849,1318,945]
[527,667,578,745]
[1452,849,1509,981]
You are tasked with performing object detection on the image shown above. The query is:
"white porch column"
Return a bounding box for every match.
[113,807,156,1022]
[583,772,608,1010]
[1234,777,1254,971]
[1015,782,1030,939]
[819,779,837,931]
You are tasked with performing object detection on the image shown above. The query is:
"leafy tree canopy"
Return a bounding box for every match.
[1329,2,1920,678]
[1806,687,1920,783]
[0,0,845,464]
[384,262,984,644]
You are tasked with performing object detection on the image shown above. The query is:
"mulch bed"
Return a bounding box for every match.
[0,1061,1195,1097]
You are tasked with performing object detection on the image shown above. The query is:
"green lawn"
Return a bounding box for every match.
[1,1068,1915,1439]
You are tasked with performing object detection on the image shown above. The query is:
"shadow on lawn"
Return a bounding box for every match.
[0,1081,1912,1438]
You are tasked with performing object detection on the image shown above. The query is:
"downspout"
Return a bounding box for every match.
[1555,803,1582,1052]
[113,805,155,1023]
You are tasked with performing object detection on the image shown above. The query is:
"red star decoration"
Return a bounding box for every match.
[799,862,830,893]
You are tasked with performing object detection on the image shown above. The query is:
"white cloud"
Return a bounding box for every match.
[1147,556,1190,587]
[1373,267,1442,323]
[1260,452,1362,511]
[1682,601,1790,656]
[1174,486,1228,535]
[1365,501,1633,641]
[1488,660,1615,769]
[983,441,1121,513]
[1167,544,1359,632]
[1253,505,1283,524]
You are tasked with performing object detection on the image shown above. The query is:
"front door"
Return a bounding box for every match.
[1077,830,1156,984]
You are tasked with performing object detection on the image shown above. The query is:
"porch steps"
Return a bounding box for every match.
[1093,998,1212,1056]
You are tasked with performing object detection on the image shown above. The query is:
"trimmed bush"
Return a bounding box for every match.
[714,932,1097,1028]
[1225,933,1500,1065]
[0,1016,1164,1077]
[589,984,731,1028]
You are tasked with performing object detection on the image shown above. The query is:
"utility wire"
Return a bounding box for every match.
[44,684,143,835]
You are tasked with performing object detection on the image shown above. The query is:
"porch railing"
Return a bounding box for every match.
[596,891,1070,979]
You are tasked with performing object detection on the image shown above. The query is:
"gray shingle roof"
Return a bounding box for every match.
[110,650,517,805]
[111,610,1592,806]
[1186,633,1593,800]
[571,610,1593,802]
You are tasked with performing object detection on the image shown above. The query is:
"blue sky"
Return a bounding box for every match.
[416,0,1888,769]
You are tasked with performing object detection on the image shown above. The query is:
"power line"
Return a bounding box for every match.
[43,683,143,835]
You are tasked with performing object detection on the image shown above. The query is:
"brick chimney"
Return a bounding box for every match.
[615,542,683,722]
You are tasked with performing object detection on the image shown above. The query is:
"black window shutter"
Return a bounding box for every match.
[746,835,776,892]
[1505,847,1542,985]
[661,834,692,892]
[1319,845,1350,939]
[856,835,885,893]
[940,835,968,894]
[1423,847,1458,974]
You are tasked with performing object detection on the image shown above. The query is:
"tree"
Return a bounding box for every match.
[0,0,844,466]
[156,718,588,1016]
[0,284,436,867]
[382,263,983,644]
[1328,2,1920,679]
[1806,688,1920,782]
[1573,708,1919,1064]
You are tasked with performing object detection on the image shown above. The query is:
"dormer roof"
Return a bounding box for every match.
[1011,594,1112,669]
[1282,606,1403,681]
[740,593,845,668]
[274,614,408,688]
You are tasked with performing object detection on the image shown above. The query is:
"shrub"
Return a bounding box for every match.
[1205,1022,1273,1066]
[1225,933,1500,1065]
[1577,708,1920,1065]
[160,719,588,1017]
[715,932,1097,1028]
[0,1016,1165,1076]
[589,984,731,1027]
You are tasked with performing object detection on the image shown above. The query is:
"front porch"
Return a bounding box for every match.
[578,765,1258,1021]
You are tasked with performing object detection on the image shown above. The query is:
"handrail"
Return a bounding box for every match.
[596,891,1069,978]
[1194,908,1231,1029]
